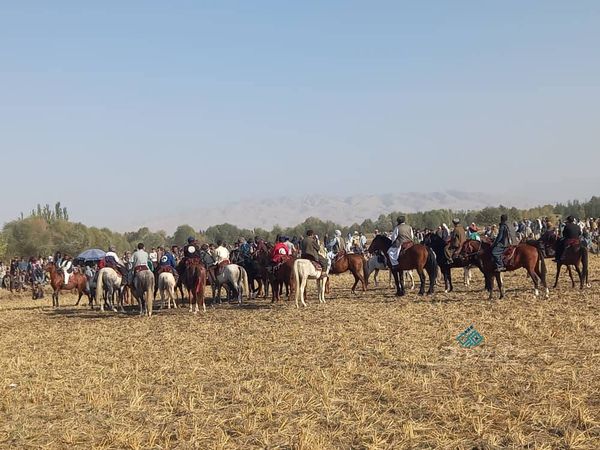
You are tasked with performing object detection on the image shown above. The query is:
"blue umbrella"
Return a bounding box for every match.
[76,248,106,262]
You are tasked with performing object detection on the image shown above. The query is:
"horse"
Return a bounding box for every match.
[231,250,265,299]
[423,233,482,293]
[554,240,590,289]
[45,262,90,308]
[180,259,207,313]
[367,235,437,297]
[269,256,296,303]
[460,240,548,300]
[95,267,125,312]
[365,252,415,289]
[530,235,589,289]
[157,271,178,309]
[132,268,156,316]
[328,251,368,294]
[215,264,250,305]
[293,259,327,307]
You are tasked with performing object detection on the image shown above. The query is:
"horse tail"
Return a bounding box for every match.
[581,245,589,285]
[426,247,437,283]
[240,267,249,300]
[293,260,301,305]
[96,269,104,304]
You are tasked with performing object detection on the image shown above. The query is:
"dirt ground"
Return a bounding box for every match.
[1,260,599,449]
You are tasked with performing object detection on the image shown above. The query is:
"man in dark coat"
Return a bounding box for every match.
[491,214,511,271]
[300,230,328,270]
[445,218,467,264]
[554,216,581,262]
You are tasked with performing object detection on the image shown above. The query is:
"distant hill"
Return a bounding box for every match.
[137,191,523,233]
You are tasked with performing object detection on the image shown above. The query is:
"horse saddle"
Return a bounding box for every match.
[564,238,581,250]
[399,241,414,255]
[502,246,518,267]
[310,260,323,272]
[333,251,346,264]
[157,266,174,275]
[134,265,149,274]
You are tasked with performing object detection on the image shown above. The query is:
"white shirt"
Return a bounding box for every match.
[149,251,158,262]
[105,251,122,265]
[214,246,230,264]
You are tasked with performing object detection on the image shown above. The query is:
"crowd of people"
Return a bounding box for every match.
[1,214,599,292]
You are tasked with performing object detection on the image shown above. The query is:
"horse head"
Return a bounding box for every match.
[367,234,392,253]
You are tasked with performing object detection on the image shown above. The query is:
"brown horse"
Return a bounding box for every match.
[367,235,437,296]
[531,235,589,289]
[553,239,589,289]
[269,256,296,303]
[45,262,90,308]
[329,251,368,293]
[460,240,548,300]
[180,259,207,313]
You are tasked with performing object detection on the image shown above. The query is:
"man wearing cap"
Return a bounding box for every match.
[491,214,511,272]
[445,218,467,264]
[183,236,201,259]
[554,215,581,262]
[388,216,414,267]
[301,230,329,273]
[467,223,480,241]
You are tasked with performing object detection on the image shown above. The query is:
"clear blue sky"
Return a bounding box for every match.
[1,1,599,229]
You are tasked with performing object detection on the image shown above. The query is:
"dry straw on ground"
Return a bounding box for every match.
[1,260,599,449]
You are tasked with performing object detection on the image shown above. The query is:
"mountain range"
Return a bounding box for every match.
[133,190,526,233]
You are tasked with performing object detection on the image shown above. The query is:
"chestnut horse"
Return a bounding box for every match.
[530,235,589,289]
[367,235,437,297]
[460,240,548,299]
[45,262,90,308]
[329,251,368,294]
[180,259,207,313]
[269,255,296,303]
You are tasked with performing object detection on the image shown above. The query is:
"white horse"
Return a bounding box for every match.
[133,269,156,317]
[293,259,327,307]
[95,267,125,312]
[365,254,415,289]
[215,264,250,305]
[158,272,177,309]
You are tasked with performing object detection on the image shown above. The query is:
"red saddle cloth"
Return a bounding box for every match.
[564,238,581,249]
[134,265,149,274]
[157,266,174,275]
[502,246,518,267]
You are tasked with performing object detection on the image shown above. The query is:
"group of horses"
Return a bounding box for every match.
[41,231,590,316]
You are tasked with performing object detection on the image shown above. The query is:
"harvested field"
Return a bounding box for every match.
[1,261,599,449]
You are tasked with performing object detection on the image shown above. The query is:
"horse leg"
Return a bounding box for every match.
[398,270,406,296]
[351,272,360,294]
[319,277,327,304]
[553,264,562,289]
[496,273,504,299]
[300,276,308,307]
[391,268,401,296]
[417,268,426,295]
[527,266,540,297]
[573,264,583,290]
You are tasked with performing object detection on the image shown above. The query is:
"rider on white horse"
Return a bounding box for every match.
[214,240,230,275]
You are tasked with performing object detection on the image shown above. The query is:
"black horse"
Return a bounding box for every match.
[423,233,483,293]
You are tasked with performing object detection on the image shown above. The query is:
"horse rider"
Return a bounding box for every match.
[105,246,129,280]
[157,248,179,281]
[131,242,150,283]
[284,236,295,255]
[239,237,252,260]
[300,229,329,273]
[554,215,581,262]
[59,254,73,285]
[467,223,481,241]
[491,214,511,272]
[445,218,466,264]
[213,239,230,275]
[269,235,290,271]
[388,216,414,268]
[350,231,363,253]
[327,230,346,269]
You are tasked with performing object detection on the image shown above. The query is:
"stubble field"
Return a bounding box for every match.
[1,260,599,449]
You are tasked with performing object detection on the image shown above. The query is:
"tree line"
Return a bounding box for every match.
[1,197,599,259]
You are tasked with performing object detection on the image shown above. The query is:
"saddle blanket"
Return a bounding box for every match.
[502,246,518,267]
